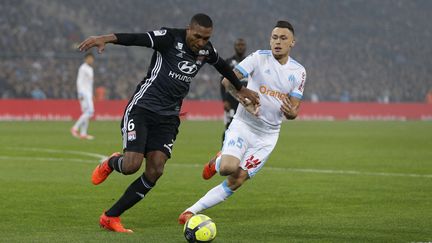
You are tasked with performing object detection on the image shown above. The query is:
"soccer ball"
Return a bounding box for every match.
[183,214,217,242]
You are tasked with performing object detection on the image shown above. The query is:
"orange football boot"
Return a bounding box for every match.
[91,152,120,185]
[178,211,194,225]
[99,212,133,233]
[202,151,221,180]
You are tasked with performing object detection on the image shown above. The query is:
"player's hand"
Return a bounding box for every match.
[280,95,298,119]
[241,98,260,116]
[77,34,116,54]
[237,86,260,106]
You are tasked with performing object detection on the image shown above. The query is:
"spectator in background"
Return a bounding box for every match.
[340,90,350,102]
[95,86,107,101]
[71,53,95,140]
[310,92,319,103]
[426,89,432,104]
[1,0,432,102]
[31,86,46,99]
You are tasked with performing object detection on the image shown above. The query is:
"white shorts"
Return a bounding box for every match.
[221,119,279,178]
[78,92,94,115]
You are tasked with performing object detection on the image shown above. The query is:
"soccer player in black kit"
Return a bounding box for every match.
[78,13,259,233]
[221,38,247,140]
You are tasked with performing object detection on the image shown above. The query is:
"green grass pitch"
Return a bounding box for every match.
[0,120,431,242]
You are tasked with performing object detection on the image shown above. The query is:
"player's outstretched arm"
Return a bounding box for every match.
[213,59,260,106]
[78,34,118,53]
[222,76,259,116]
[281,95,300,119]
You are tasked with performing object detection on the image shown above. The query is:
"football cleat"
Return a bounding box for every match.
[99,212,133,233]
[202,151,221,180]
[91,152,120,185]
[178,211,194,225]
[70,127,80,138]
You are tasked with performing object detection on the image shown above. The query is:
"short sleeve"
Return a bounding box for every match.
[147,28,175,51]
[234,51,259,78]
[290,69,306,99]
[115,28,174,50]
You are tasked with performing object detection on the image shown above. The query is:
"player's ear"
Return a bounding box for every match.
[290,39,296,48]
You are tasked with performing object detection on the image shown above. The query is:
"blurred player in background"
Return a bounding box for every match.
[71,53,95,140]
[221,38,247,142]
[179,20,307,224]
[78,13,259,233]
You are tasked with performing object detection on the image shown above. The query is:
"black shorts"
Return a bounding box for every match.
[120,106,180,158]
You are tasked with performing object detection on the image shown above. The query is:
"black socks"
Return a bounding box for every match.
[108,155,124,173]
[105,174,155,217]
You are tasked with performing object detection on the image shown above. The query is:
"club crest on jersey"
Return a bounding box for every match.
[198,49,209,55]
[288,74,296,82]
[178,61,198,74]
[127,131,136,141]
[176,42,183,50]
[175,42,186,58]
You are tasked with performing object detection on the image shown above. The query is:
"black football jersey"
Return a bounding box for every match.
[221,55,247,111]
[115,28,220,116]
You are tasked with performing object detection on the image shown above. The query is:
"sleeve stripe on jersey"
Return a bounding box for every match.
[146,32,154,48]
[235,65,249,78]
[289,92,303,99]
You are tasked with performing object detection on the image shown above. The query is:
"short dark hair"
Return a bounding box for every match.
[84,52,94,58]
[275,20,294,35]
[235,38,246,44]
[190,13,213,28]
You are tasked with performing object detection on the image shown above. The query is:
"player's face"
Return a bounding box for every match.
[270,27,295,60]
[234,40,246,57]
[86,56,94,66]
[186,23,213,53]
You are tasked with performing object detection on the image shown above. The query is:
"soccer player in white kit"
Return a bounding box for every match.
[71,53,95,140]
[179,20,306,224]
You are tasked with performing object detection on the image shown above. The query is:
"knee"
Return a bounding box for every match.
[146,163,164,180]
[85,109,94,118]
[144,152,168,182]
[219,161,238,176]
[121,156,143,175]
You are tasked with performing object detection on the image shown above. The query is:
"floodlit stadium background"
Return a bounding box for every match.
[1,0,432,102]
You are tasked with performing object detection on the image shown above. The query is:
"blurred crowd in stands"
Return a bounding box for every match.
[1,0,431,102]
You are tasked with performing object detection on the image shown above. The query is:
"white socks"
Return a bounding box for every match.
[73,113,90,135]
[186,180,234,214]
[215,155,222,173]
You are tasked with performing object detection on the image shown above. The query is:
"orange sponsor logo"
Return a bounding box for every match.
[259,85,287,101]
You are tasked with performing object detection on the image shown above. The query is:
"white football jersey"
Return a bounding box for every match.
[234,50,306,132]
[76,62,94,96]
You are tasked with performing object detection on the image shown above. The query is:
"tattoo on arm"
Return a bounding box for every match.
[224,69,244,101]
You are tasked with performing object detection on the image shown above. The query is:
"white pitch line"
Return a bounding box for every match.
[0,156,95,163]
[6,147,106,160]
[263,167,432,178]
[0,155,431,179]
